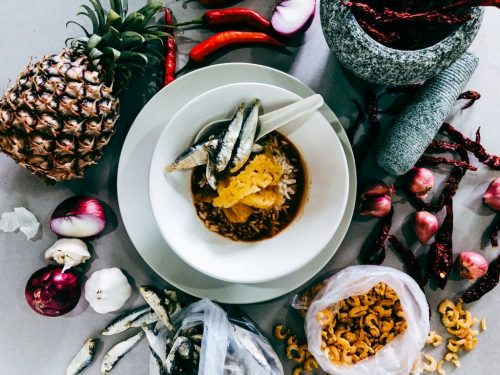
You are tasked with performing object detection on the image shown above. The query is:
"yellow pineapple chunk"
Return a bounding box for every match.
[213,155,282,208]
[223,203,254,223]
[240,188,279,209]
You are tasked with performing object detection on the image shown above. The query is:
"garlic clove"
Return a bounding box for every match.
[45,238,90,272]
[406,167,435,198]
[412,211,439,245]
[455,252,489,282]
[84,268,132,314]
[359,195,392,218]
[483,178,500,212]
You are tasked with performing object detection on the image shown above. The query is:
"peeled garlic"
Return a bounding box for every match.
[85,268,132,314]
[45,238,91,272]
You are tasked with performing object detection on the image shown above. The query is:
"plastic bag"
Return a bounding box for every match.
[150,298,284,375]
[305,266,429,375]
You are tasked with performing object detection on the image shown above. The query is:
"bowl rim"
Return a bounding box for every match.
[148,82,349,284]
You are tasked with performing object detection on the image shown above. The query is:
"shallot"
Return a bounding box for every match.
[407,167,434,198]
[412,211,439,245]
[50,196,106,238]
[271,0,316,38]
[25,266,81,317]
[359,180,394,218]
[455,252,488,282]
[45,238,91,272]
[483,178,500,211]
[85,268,132,314]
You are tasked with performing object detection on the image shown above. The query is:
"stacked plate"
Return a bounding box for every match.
[117,63,356,304]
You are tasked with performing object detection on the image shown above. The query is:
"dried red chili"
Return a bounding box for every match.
[416,155,477,171]
[438,0,500,13]
[387,234,427,288]
[347,99,363,146]
[343,1,473,25]
[176,31,285,76]
[362,207,394,265]
[442,123,500,169]
[355,89,380,171]
[426,140,459,152]
[457,90,481,110]
[462,254,500,303]
[426,200,454,290]
[176,8,272,34]
[358,19,400,45]
[386,83,422,95]
[163,8,176,87]
[491,215,500,249]
[408,144,469,212]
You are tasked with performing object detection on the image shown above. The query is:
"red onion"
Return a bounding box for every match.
[412,211,439,245]
[271,0,316,38]
[359,180,394,218]
[51,196,106,238]
[25,266,81,317]
[483,178,500,211]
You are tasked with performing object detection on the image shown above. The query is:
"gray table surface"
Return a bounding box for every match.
[1,1,499,374]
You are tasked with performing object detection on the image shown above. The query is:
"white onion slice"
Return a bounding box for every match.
[0,207,40,240]
[271,0,316,37]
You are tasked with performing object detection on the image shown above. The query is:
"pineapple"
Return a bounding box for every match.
[0,0,169,183]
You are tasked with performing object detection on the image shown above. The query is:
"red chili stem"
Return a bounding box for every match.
[176,31,285,76]
[442,123,500,169]
[427,199,454,290]
[347,99,363,146]
[457,90,481,110]
[387,235,427,288]
[362,207,394,265]
[462,254,500,303]
[355,89,381,171]
[343,1,474,24]
[163,8,176,87]
[416,155,477,171]
[491,215,500,249]
[177,9,272,34]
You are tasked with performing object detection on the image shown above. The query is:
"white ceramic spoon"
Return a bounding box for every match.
[194,94,324,143]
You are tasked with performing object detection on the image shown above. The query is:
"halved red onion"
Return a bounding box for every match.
[25,266,81,317]
[271,0,316,38]
[50,196,106,238]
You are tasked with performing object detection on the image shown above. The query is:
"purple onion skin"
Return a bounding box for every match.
[271,0,316,38]
[25,266,81,317]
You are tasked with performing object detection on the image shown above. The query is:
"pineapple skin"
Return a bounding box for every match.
[0,49,120,183]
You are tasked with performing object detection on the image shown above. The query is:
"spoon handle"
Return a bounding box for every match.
[256,94,324,140]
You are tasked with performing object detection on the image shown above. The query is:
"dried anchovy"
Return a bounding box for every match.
[457,90,481,110]
[408,144,469,212]
[416,155,477,171]
[362,207,394,265]
[343,1,473,24]
[387,235,427,288]
[358,19,400,45]
[356,89,381,171]
[427,200,454,290]
[347,99,363,146]
[443,123,500,169]
[490,215,500,249]
[386,83,422,95]
[462,254,500,303]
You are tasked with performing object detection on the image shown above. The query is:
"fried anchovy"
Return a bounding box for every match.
[216,102,245,172]
[66,338,97,375]
[129,311,159,328]
[206,138,219,190]
[149,346,167,375]
[165,336,189,375]
[101,332,143,374]
[102,305,152,335]
[140,286,175,332]
[229,99,260,173]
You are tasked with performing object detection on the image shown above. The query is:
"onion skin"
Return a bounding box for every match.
[271,0,316,38]
[455,252,488,282]
[50,196,106,238]
[25,266,81,317]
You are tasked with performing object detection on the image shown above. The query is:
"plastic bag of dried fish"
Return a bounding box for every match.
[154,299,284,375]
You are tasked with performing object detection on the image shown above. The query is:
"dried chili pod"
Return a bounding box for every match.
[426,141,459,152]
[358,19,400,45]
[490,215,500,249]
[462,254,500,303]
[355,89,381,171]
[347,99,363,146]
[362,207,394,265]
[416,155,477,171]
[443,123,500,169]
[386,83,422,95]
[426,200,454,289]
[387,235,427,288]
[457,90,481,110]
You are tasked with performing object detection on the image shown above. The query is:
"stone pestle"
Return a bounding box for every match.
[377,50,479,176]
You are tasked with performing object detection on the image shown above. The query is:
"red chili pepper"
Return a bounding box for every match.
[362,207,394,265]
[490,215,500,249]
[462,254,500,303]
[198,0,236,6]
[347,99,363,146]
[163,8,176,87]
[387,235,427,288]
[438,0,500,12]
[176,8,272,34]
[416,155,477,171]
[355,89,381,171]
[176,31,285,76]
[357,19,401,45]
[457,90,481,110]
[426,140,459,152]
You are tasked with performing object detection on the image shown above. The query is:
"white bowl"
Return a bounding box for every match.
[149,83,349,283]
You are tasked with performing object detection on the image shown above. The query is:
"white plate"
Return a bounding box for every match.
[117,63,356,303]
[149,83,349,283]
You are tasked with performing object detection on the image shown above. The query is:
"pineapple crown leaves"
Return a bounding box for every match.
[67,0,173,89]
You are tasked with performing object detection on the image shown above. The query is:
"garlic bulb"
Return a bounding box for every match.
[45,238,91,272]
[84,268,132,314]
